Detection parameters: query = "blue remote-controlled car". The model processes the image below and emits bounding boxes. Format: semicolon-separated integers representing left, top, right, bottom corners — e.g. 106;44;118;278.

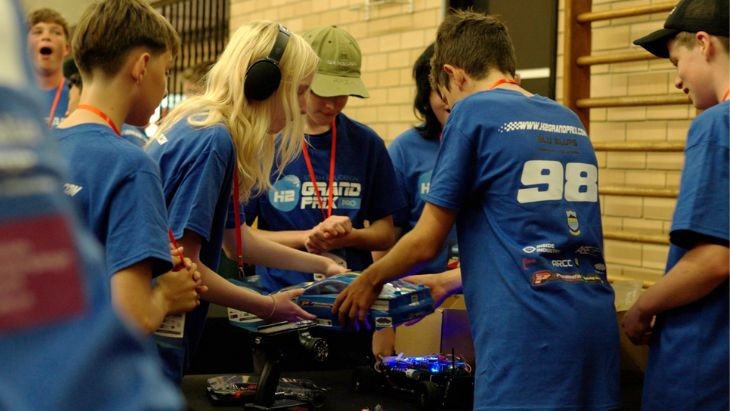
227;273;434;331
294;273;434;330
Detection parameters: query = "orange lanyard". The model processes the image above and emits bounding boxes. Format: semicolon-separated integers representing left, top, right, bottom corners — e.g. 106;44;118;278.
722;89;729;102
301;119;337;221
488;78;520;90
47;79;65;127
76;104;122;136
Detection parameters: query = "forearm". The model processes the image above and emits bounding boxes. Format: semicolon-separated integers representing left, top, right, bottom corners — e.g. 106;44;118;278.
342;217;396;251
362;204;455;287
241;225;334;273
635;243;729;317
198;265;272;316
183;230;274;317
251;227;308;250
435;268;463;295
365;227;442;287
111;262;167;334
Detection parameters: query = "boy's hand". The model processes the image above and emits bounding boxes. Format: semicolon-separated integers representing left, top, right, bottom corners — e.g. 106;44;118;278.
621;302;653;345
332;272;382;329
158;260;207;314
169;244;189;270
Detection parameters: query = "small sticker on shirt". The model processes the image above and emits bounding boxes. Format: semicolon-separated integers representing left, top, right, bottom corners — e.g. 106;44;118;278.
154;313;185;338
0;214;85;332
155;133;168;145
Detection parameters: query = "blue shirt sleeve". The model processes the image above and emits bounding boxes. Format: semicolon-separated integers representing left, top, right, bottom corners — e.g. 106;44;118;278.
670;105;730;248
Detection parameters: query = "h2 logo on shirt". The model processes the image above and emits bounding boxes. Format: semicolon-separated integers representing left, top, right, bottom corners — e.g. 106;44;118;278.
517;160;597;203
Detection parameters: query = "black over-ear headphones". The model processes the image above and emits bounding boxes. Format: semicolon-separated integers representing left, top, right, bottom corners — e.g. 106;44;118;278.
244;25;290;101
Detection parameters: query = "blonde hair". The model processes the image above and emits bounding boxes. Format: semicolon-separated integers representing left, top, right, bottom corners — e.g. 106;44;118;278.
72;0;180;78
154;22;318;202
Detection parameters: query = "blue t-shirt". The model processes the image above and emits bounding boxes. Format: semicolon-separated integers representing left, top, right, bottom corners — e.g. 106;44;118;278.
245;113;406;292
43;79;69;127
55;124;172;279
425;89;620;410
0;2;182;406
121;123;149;147
642;101;729;411
388;127;456;274
146;119;236;383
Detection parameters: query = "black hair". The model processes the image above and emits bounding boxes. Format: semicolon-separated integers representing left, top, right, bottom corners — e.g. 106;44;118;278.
413;43;442;141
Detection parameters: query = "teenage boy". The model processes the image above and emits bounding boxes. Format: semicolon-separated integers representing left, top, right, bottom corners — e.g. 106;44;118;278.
334;10;620;410
55;0;204;335
623;0;729;409
26;7;70;126
1;0;182;408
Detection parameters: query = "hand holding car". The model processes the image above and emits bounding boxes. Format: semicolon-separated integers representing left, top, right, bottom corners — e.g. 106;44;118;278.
332;272;383;328
265;288;317;323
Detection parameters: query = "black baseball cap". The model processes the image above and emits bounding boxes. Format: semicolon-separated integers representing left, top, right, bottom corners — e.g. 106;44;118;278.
633;0;729;58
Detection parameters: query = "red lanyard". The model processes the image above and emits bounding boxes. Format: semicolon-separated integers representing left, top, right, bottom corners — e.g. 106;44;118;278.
722;89;730;102
488;78;520;90
301;119;337;220
47;79;65;127
76;104;122;136
167;229;186;267
232;170;244;273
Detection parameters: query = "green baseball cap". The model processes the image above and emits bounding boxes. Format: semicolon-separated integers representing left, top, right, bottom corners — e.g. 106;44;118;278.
302;25;369;98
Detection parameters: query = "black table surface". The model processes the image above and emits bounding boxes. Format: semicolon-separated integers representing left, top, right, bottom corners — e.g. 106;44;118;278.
182;369;471;411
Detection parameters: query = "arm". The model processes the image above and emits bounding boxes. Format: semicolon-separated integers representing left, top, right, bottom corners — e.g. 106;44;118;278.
403;268;463;309
245;227;310;250
621;243;729;344
111;258;202;334
223;224;348;276
180;229;315;322
372;226;404;261
333;203;457;324
306;215;397;254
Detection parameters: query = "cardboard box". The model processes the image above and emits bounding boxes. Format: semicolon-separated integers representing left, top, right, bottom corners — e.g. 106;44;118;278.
394;295;475;366
613;278;649;372
394;281;650;373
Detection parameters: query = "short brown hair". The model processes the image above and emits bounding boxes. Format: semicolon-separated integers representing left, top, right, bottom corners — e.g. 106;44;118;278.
430;10;516;91
27;8;70;40
674;31;729;53
72;0;180;77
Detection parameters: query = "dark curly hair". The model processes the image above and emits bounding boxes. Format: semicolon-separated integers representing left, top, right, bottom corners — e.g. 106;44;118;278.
413;43;442;141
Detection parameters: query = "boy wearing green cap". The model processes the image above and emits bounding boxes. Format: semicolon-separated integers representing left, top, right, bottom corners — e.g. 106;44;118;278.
622;0;729;409
244;25;406;297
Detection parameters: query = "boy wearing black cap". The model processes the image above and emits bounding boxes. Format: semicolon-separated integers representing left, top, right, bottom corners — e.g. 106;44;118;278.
622;0;728;409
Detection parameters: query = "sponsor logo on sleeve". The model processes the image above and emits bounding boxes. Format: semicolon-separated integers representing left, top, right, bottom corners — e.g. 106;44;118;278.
417;171;432;200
